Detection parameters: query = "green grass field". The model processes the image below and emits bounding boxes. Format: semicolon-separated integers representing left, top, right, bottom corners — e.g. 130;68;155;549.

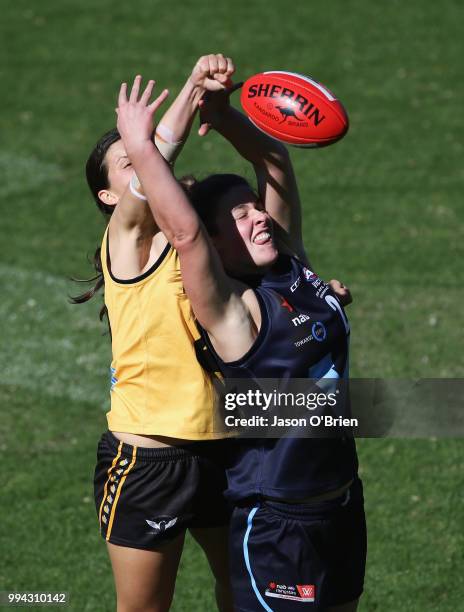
1;0;463;610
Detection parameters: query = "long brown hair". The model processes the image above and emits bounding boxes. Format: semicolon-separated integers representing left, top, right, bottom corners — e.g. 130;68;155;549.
70;128;120;322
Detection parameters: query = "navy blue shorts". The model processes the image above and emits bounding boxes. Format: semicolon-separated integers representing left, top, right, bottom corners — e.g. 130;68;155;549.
229;478;367;611
94;431;231;550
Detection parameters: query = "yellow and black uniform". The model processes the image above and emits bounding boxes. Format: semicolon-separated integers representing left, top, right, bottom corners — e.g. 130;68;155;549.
94;229;230;548
101;227;223;439
94;431;230;547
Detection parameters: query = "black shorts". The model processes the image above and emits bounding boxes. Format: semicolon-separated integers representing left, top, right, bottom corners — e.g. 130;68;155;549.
229;478;367;611
94;431;231;550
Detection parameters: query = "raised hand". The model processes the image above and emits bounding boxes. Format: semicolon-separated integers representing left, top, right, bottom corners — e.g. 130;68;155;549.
189;53;235;92
190;54;238;137
116;75;169;156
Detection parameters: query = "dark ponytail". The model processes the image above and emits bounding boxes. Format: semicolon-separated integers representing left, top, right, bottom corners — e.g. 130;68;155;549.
70;128;121;323
70;246;107;321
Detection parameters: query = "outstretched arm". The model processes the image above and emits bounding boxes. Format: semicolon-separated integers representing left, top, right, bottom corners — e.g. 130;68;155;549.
199;90;353;307
112;54;235;234
116;77;257;360
107;55;235;281
199;93;306;261
153;53;235;165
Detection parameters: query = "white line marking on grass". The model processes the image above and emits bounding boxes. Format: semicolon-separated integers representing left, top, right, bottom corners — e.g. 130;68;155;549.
0;152;62;196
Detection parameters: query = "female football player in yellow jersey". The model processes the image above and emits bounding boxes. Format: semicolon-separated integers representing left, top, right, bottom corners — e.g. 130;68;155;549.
75;55;238;612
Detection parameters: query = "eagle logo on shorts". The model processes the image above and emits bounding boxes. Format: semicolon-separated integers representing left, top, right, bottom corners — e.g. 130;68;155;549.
146;517;178;532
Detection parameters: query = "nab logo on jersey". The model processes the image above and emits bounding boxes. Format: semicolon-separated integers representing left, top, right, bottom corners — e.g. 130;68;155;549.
292;313;310;327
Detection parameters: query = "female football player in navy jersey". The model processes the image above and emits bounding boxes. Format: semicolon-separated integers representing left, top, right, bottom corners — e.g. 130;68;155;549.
116;72;365;612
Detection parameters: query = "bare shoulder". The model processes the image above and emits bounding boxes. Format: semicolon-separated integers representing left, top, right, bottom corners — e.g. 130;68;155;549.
108;215;168;279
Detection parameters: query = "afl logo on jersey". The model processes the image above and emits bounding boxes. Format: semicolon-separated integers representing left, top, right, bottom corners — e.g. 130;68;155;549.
303;267;318;282
312;321;327;342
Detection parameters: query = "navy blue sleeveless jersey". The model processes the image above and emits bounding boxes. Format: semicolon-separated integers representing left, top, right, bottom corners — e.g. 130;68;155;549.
203;255;359;502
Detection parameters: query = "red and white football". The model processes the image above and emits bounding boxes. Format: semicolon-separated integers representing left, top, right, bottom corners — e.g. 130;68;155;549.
240;71;349;147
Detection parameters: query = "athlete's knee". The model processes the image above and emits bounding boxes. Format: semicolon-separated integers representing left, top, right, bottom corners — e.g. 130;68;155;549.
114;570;176;612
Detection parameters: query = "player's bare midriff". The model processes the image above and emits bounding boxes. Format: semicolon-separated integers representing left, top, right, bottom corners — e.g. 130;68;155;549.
111;431;196;447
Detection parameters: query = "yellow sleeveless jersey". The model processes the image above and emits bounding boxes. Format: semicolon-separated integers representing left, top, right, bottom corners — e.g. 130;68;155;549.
101;227;224;439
